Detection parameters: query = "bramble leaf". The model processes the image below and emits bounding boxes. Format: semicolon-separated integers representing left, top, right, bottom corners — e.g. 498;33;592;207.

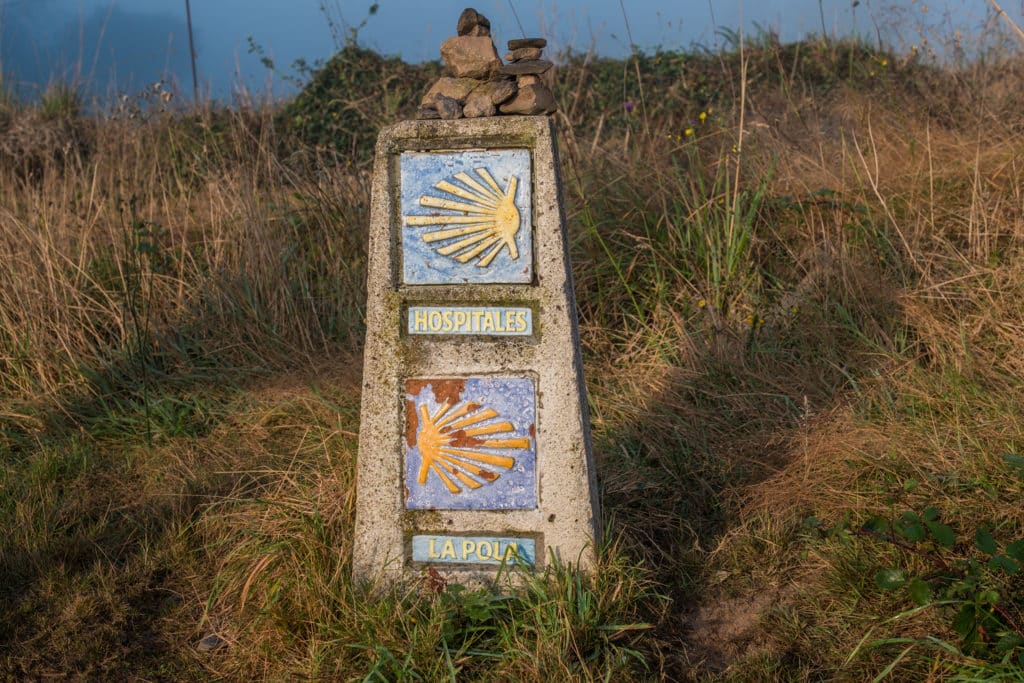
907;577;931;606
1003;453;1024;474
988;555;1020;576
975;528;997;555
874;569;905;590
1005;539;1024;562
953;604;977;640
862;516;889;534
922;507;940;522
926;521;956;548
898;523;926;542
996;632;1024;652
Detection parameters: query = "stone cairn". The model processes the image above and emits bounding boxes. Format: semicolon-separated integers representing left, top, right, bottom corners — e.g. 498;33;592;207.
416;8;556;120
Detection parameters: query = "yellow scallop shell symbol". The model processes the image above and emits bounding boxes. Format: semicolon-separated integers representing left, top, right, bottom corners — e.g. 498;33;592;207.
415;399;531;494
404;168;521;268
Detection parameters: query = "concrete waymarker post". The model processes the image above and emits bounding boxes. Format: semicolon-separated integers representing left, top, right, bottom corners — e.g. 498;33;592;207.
353;116;600;585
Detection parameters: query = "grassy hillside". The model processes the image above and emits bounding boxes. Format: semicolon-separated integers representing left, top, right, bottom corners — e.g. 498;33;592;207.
2;31;1024;680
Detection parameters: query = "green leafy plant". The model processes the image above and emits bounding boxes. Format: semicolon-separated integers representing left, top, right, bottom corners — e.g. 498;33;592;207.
808;467;1024;670
117;196;169;445
39;81;82;120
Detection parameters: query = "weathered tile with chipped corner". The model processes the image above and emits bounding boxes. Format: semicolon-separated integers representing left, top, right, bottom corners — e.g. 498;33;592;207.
404;376;537;510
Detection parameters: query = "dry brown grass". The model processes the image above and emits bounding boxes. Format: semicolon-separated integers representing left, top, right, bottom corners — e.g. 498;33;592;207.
0;106;368;410
551;41;1024;678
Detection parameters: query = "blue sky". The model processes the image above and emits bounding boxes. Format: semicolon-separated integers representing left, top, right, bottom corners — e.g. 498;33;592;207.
1;1;1020;101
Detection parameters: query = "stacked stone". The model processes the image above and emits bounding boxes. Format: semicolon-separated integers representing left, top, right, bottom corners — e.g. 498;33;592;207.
417;8;556;120
497;38;555;115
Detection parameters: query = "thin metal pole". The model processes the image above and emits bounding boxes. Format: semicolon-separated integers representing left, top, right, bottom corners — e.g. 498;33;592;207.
184;0;199;103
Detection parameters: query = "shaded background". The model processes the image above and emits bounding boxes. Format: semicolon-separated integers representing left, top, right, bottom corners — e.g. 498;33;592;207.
2;0;1021;103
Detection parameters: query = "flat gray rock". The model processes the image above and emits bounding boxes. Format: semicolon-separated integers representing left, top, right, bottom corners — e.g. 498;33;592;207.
499;59;553;76
505;47;543;62
508;38;547;50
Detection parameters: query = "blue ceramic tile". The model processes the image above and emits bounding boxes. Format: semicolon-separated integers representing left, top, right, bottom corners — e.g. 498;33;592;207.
404;376;537;510
400;150;532;284
407;306;532;336
411;534;536;566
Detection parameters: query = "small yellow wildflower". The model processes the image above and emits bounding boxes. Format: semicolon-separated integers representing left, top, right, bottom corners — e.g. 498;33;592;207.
698;298;707;308
685;127;694;137
881;59;888;67
699;111;707;122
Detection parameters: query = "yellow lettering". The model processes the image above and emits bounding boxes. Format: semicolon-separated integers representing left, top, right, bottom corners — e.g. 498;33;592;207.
411;308;533;335
476;542;492;560
428;538;439;558
504;542;519;561
413;309;428;332
461;540;476;559
441;539;456;559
